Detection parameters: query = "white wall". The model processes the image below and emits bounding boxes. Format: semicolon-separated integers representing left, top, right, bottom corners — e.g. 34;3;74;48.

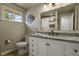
25;3;71;33
0;4;25;53
0;21;25;52
25;4;43;33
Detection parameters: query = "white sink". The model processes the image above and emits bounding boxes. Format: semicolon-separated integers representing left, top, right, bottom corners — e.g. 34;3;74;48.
16;42;28;48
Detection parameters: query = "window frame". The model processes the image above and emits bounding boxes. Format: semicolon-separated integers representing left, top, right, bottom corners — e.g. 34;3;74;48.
1;5;23;23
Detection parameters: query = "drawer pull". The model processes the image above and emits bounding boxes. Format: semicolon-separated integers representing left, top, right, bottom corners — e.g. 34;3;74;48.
32;50;34;52
47;43;50;46
74;49;78;53
32;40;34;41
46;43;50;46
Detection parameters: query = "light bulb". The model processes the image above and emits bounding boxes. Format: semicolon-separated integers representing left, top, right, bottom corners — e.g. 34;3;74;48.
49;3;52;8
43;3;48;9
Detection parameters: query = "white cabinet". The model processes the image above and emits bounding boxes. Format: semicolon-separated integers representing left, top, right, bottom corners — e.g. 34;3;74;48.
47;39;63;56
64;43;79;56
29;36;79;56
37;38;63;56
29;37;47;56
47;42;63;56
29;37;38;56
64;45;79;56
29;37;63;56
37;38;47;56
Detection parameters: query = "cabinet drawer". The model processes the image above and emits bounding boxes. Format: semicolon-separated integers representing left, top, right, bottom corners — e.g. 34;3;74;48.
64;45;79;56
29;44;37;56
29;48;37;56
29;42;37;56
29;37;35;43
29;37;38;56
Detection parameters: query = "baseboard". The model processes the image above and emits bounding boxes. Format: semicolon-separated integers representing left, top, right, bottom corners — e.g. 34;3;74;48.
1;48;17;56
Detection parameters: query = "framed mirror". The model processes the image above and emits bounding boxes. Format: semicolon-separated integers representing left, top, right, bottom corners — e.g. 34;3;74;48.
27;14;35;24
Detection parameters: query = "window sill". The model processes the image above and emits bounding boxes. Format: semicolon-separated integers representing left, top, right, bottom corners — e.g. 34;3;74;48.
0;20;24;24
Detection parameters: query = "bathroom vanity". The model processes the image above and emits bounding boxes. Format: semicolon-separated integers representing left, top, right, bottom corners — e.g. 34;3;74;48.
28;3;79;56
29;33;79;56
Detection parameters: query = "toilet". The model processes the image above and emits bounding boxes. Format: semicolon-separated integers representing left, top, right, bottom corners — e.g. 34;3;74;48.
16;42;28;48
16;41;28;55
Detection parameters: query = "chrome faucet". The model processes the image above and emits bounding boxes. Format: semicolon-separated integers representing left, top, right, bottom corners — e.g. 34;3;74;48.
51;30;54;35
48;30;55;36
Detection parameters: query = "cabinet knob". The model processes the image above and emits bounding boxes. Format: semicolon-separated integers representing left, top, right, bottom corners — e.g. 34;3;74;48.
74;49;78;53
48;43;50;46
46;43;50;46
32;55;34;56
32;40;34;41
32;50;34;52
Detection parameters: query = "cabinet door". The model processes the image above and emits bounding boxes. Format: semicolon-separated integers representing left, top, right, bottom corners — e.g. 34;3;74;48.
29;37;38;56
37;38;47;56
64;45;79;56
47;40;63;56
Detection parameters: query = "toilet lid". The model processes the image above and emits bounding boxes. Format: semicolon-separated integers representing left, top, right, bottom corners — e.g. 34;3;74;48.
16;42;28;46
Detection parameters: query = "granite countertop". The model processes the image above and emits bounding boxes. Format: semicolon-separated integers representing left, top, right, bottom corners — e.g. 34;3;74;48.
28;33;79;43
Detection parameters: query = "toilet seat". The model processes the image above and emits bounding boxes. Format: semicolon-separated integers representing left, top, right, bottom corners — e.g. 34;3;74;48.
16;42;28;48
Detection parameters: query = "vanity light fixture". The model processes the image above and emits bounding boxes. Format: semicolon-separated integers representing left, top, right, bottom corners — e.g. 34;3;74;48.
49;3;55;7
49;3;52;7
44;3;55;8
43;3;48;8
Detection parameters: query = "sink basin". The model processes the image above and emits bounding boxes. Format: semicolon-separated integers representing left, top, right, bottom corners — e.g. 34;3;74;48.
16;42;28;48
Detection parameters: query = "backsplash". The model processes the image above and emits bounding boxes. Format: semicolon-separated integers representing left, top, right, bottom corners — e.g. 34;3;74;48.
38;31;79;37
54;32;78;37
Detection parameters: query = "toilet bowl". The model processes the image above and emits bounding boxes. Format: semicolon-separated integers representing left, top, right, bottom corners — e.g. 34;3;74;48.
16;42;28;55
16;42;28;48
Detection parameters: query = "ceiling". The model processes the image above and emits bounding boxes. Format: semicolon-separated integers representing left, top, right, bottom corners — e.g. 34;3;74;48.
16;3;41;9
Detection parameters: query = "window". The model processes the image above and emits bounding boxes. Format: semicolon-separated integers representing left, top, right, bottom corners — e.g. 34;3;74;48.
1;6;23;22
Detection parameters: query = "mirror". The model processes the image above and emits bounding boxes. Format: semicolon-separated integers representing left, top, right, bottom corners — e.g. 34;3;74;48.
59;13;74;31
27;14;35;24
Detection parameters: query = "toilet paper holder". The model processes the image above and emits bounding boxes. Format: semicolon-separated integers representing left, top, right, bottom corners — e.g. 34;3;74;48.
5;39;12;45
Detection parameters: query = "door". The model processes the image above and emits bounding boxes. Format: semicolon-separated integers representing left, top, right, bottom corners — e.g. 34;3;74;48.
47;40;63;56
37;38;47;56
